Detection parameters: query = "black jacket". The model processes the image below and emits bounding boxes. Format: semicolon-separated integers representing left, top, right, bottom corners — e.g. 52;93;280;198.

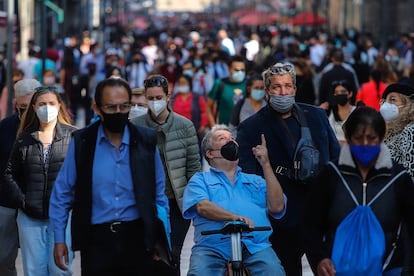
237;104;340;228
2;123;76;219
0;113;20;206
304;143;414;273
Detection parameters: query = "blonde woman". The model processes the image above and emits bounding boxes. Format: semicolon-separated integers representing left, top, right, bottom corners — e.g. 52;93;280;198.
380;83;414;180
2;86;76;276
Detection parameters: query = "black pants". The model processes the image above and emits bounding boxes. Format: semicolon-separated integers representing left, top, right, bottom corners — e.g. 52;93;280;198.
81;219;154;276
169;199;190;272
270;226;305;276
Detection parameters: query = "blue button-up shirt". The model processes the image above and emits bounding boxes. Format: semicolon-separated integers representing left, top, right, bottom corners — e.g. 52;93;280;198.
182;166;287;260
50;124;168;243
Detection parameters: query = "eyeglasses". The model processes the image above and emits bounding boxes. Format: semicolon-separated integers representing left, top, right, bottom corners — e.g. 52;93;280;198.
144;76;168;89
269;64;294;74
331;80;348;87
34;86;59;94
101;103;131;113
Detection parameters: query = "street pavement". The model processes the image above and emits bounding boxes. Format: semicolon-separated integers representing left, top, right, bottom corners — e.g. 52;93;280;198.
16;224;313;275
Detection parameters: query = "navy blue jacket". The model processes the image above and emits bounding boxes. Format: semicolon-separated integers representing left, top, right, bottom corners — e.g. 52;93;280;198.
237;104;340;228
0;113;19;206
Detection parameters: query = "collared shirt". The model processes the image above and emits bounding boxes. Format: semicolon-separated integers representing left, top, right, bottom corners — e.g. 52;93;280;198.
50;124;168;243
182;166;287;260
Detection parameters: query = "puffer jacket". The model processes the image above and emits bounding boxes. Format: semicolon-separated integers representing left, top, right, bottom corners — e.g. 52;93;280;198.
2;123;76;219
131;110;201;211
304;143;414;273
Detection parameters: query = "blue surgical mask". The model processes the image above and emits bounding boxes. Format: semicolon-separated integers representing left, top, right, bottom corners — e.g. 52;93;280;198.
268;94;295;113
251;89;265;100
194;59;202;68
183;69;194;78
232;71;245;83
350;145;381;167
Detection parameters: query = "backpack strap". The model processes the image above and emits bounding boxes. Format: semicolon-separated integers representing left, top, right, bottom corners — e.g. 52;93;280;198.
328;161;360;206
191;94;201;131
294;104;313;142
367;170;406;206
214;79;226;121
383;222;402;270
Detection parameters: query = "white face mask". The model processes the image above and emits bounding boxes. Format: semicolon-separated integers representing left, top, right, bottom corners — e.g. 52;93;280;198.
148;100;167;117
128;105;148;119
36;105;59;123
43;76;55;85
380;102;399;121
177;85;190;94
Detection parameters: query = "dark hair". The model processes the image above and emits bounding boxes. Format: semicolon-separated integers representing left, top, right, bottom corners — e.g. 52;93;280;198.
227;55;245;67
177;74;193;91
246;72;263;87
144;74;169;95
95;77;132;107
331;79;352;92
343;107;386;140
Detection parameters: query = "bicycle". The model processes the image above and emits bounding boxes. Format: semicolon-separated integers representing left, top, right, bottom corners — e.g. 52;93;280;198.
201;221;271;276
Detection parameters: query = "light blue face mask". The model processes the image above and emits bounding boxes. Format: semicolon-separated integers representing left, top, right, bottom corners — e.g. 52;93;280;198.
251;89;265;100
232;71;245;83
194;59;202;68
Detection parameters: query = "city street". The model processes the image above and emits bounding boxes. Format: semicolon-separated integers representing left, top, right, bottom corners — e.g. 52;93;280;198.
16;223;313;275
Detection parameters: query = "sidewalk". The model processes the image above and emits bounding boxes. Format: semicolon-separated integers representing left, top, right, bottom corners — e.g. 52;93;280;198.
16;225;313;275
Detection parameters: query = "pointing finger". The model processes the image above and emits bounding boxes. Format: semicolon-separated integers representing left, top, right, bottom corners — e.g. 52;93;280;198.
261;134;266;147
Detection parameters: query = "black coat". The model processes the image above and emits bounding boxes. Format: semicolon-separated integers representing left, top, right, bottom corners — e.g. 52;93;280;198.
0;113;19;206
2;123;75;219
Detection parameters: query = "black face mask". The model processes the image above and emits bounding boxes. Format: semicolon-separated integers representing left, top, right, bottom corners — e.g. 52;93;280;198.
220;140;239;161
332;94;348;106
100;111;129;133
17;108;26;119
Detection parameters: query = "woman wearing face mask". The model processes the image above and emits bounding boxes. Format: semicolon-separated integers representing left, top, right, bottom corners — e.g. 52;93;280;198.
128;87;148;120
229;73;266;137
328;80;356;147
380;83;414;180
2;86;75;276
131;75;201;274
304;106;414;276
171;74;208;139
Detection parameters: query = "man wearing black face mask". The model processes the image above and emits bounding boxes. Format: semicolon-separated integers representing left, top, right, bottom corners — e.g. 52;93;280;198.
49;77;171;275
0;79;40;276
125;49;152;88
237;62;340;275
183;124;287;275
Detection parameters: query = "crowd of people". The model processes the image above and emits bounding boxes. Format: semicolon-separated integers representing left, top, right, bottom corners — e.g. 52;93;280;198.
0;20;413;276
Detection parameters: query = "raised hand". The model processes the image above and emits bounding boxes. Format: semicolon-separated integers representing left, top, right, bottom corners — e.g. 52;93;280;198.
252;134;270;167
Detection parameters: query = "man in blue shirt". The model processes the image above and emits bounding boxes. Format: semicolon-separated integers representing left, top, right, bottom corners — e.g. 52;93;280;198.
183;125;286;275
49;77;169;275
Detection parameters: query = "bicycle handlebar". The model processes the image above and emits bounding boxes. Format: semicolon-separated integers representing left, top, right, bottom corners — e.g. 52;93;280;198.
201;221;271;236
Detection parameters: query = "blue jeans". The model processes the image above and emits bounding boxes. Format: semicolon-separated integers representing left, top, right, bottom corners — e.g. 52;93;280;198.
17;210;74;276
0;206;18;276
188;246;285;276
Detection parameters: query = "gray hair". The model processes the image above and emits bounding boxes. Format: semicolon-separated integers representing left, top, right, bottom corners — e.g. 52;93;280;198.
201;124;231;163
262;62;296;89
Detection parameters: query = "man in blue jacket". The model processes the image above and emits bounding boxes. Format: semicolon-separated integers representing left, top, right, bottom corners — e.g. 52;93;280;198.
237;62;340;275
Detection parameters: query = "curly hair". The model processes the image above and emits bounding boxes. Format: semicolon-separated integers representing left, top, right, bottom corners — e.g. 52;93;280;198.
388;95;414;134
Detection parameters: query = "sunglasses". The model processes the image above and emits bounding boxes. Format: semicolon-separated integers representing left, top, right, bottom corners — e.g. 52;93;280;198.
144;76;168;89
331;80;348;87
269;64;294;74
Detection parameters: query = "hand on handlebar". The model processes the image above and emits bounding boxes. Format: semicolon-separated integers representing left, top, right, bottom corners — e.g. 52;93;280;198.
235;216;254;228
